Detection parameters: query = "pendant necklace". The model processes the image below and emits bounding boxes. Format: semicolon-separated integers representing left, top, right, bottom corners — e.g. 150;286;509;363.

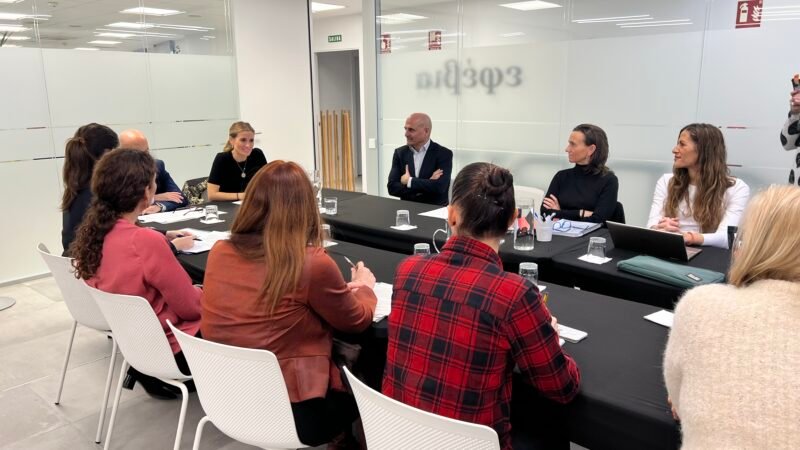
236;158;247;178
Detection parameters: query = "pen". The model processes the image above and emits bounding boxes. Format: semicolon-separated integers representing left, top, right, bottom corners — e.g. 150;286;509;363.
343;256;356;269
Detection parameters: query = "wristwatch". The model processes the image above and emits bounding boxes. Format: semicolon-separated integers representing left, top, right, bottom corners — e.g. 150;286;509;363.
156;202;165;212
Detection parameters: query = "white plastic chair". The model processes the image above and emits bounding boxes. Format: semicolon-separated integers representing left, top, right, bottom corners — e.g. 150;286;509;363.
36;243;117;444
167;321;309;450
342;367;500;450
87;286;193;450
515;185;545;214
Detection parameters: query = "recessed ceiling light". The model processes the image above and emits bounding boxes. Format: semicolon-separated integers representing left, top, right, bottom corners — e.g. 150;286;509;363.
88;40;121;45
573;15;651;23
619;22;693;29
202;35;215;39
96;32;136;39
95;28;178;38
500;31;526;37
377;13;427;24
499;1;562;11
0;0;25;3
74;47;100;51
120;7;184;17
107;22;155;29
6;35;30;40
0;13;50;20
0;24;29;32
151;23;213;31
311;2;345;13
617;19;691;26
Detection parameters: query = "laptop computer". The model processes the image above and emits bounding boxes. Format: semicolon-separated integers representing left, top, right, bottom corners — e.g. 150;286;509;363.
606;221;702;262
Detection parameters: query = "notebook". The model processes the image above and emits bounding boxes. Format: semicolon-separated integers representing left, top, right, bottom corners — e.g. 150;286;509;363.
606;221;702;262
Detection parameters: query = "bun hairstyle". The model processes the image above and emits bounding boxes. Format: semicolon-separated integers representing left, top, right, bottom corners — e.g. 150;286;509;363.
450;162;516;239
61;123;119;210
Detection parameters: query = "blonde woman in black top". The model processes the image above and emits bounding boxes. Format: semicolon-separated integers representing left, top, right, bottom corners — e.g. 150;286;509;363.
207;121;267;201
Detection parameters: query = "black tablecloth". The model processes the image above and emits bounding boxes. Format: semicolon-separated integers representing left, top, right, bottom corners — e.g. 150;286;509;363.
321;194;601;278
552;229;731;309
173;235;678;450
321;188;366;203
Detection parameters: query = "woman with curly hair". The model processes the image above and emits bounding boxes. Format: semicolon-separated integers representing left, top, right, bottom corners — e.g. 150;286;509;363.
647;123;750;248
71;148;201;399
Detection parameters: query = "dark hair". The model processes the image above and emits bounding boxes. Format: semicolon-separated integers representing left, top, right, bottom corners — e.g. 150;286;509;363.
665;123;734;232
450;162;516;239
71;148;156;279
61;123;119;210
573;123;610;175
229;161;322;314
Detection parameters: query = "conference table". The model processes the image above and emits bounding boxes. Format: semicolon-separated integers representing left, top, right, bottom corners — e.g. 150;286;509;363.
320;193;605;277
551;229;731;309
158;190;730;310
156;210;681;450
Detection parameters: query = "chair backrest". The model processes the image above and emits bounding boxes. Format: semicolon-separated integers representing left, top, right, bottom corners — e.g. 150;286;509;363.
87;286;188;380
167;322;306;449
36;243;109;331
181;177;208;206
610;201;626;224
343;367;500;450
514;185;545;214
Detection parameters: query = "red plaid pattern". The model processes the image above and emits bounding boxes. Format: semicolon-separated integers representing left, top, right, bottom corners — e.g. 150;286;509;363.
383;236;580;449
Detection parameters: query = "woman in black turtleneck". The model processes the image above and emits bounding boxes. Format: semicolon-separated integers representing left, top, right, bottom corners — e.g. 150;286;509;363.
541;123;619;223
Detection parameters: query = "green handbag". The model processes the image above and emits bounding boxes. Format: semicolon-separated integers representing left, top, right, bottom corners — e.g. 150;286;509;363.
617;255;725;289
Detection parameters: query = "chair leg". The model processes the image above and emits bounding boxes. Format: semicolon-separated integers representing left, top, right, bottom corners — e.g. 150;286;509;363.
162;379;190;450
192;416;210;450
54;321;78;405
95;337;118;444
104;359;129;450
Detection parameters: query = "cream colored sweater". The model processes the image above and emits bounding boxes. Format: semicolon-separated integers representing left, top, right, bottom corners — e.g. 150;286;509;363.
664;280;800;449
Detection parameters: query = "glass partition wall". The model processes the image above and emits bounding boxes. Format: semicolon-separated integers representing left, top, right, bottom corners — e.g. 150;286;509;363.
375;0;798;226
0;0;238;283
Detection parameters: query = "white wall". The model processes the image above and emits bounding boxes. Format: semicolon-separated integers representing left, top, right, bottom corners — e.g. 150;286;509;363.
0;47;238;284
232;0;315;170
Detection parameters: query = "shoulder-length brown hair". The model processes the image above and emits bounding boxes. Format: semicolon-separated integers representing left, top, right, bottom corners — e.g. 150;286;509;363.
664;123;734;232
729;185;800;286
229;161;322;313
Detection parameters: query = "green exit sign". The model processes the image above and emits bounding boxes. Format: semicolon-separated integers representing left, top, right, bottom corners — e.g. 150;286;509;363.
328;34;342;43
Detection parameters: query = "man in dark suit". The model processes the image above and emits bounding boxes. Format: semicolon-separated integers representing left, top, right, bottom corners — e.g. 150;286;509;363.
387;113;453;206
119;129;188;213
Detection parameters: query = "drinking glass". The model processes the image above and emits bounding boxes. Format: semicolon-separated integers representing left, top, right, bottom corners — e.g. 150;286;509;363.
204;205;219;221
587;237;607;258
322;224;332;243
519;262;539;286
323;197;338;215
513;202;534;251
413;243;431;256
396;210;410;227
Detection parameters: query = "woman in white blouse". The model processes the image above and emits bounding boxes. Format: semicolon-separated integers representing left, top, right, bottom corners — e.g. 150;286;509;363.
647;123;749;248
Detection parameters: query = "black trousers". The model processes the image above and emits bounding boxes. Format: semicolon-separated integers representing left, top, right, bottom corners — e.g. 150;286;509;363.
291;390;359;446
126;330;200;392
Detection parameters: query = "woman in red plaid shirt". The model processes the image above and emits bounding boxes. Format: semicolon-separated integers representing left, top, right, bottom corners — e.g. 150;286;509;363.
383;162;581;449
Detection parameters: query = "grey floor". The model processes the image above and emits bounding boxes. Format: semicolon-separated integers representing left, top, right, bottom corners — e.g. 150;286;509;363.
0;276;586;450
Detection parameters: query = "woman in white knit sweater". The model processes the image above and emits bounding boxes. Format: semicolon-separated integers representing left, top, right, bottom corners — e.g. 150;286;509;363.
663;185;800;449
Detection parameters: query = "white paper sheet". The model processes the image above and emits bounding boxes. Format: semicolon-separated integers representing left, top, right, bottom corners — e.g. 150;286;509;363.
644;310;674;328
372;282;393;322
138;208;227;224
390;224;418;231
179;229;231;254
418;207;448;220
578;254;612;265
551;220;602;237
